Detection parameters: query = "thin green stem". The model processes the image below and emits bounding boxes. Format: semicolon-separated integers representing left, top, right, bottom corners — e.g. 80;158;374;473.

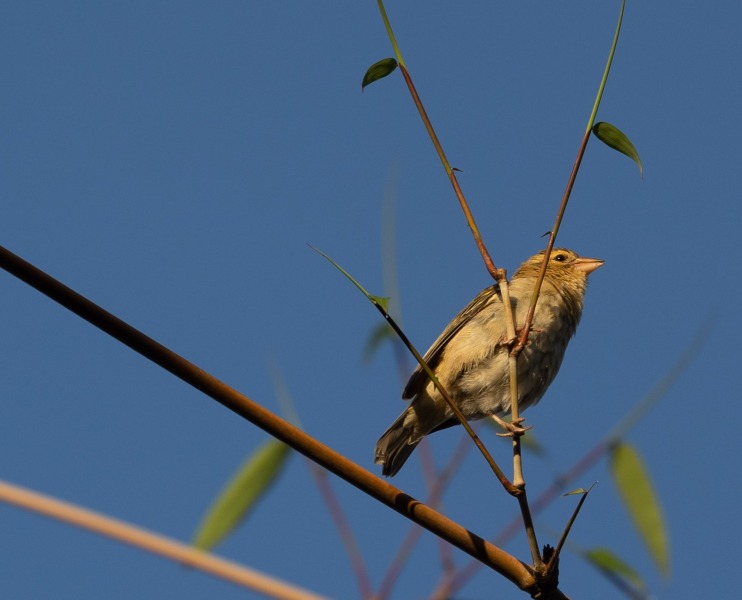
515;128;590;353
376;0;405;68
515;0;626;354
586;0;626;132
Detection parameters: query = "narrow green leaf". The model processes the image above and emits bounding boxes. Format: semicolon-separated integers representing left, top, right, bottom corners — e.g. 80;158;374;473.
592;121;644;177
564;481;597;497
309;245;372;299
193;440;291;551
583;547;646;591
362;58;398;90
309;245;391;316
268;360;302;428
610;442;670;576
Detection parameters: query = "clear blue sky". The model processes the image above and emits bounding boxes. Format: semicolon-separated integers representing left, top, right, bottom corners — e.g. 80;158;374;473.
1;2;739;599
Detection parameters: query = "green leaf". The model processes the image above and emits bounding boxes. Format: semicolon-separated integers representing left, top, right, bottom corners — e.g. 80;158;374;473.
309;245;372;298
193;440;291;551
363;322;395;362
370;294;390;312
592;121;644;177
610;442;670;576
519;429;545;455
309;245;391;315
362;58;398;90
582;547;645;591
564;481;597;497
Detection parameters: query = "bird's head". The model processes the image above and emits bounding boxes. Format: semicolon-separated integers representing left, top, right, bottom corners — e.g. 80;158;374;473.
514;248;604;329
515;248;604;282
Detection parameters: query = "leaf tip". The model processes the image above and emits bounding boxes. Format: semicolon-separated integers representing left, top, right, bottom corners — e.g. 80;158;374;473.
592;121;644;178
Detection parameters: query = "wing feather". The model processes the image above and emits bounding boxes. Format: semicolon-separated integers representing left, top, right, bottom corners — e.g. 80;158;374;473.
402;284;501;400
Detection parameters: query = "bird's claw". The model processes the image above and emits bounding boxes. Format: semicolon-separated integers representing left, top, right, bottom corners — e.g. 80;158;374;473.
498;327;543;351
491;415;532;438
498;335;519;351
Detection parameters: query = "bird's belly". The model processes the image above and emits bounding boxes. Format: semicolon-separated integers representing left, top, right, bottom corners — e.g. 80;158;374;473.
450;353;510;419
450;337;565;419
515;335;566;410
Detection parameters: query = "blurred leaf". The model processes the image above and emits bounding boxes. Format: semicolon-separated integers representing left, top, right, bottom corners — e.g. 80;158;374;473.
564;488;588;496
610;442;669;576
362;57;398;90
592;121;643;177
193;440;291;551
268;360;302;428
583;547;646;591
363;321;395;362
520;429;546;455
380;170;403;324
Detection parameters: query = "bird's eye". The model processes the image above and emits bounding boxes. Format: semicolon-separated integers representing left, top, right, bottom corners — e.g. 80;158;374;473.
554;253;567;262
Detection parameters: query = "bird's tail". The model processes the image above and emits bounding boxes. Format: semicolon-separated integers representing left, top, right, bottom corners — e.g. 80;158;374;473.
374;408;420;477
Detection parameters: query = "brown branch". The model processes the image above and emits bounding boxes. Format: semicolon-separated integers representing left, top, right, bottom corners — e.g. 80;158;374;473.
0;480;328;600
0;243;553;596
398;64;501;282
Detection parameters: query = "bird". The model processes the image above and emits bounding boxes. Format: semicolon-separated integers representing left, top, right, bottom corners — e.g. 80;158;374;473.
374;248;604;477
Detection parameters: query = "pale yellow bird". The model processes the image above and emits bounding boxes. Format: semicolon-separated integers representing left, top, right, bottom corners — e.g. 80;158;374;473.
375;248;604;476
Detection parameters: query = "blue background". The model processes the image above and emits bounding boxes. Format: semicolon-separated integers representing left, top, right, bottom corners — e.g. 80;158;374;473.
1;2;739;598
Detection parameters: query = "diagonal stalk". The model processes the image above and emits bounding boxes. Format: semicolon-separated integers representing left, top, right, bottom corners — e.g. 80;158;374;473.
376;0;500;281
375;0;541;566
0;480;328;600
0;243;540;591
311;245;515;492
434;317;708;598
515;0;626;354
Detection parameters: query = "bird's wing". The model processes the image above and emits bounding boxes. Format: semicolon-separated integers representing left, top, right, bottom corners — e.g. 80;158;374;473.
402;284;501;400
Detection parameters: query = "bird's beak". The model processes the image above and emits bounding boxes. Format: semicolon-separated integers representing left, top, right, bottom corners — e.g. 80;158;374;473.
572;257;604;274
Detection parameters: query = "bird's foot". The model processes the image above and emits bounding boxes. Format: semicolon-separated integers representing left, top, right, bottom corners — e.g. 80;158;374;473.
498;327;543;351
498;335;518;351
491;414;532;438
